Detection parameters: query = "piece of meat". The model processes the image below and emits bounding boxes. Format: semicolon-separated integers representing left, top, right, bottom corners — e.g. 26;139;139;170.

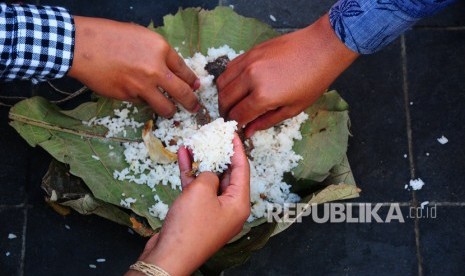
195;105;211;126
204;55;230;82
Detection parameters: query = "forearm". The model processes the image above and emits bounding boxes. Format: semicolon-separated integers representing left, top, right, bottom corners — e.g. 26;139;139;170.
0;3;74;83
302;13;359;87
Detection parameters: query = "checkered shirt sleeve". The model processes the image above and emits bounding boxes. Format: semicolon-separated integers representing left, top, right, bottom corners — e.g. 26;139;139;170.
0;3;74;83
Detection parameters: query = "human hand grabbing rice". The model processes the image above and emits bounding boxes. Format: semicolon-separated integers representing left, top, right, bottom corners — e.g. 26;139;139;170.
129;133;250;276
217;13;358;137
68;16;201;118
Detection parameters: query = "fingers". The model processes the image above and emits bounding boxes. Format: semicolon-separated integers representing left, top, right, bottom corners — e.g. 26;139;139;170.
178;146;220;193
194;172;220;193
177;146;195;189
219;168;231;194
228;94;268;129
158;67;200;113
219;134;250;204
166;48;199;90
244;107;295;138
216;54;246;91
139;88;176;118
218;74;249;118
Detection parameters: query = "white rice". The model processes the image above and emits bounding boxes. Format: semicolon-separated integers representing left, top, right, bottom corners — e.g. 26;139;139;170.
184;118;237;173
420;201;429;209
83;101;144;138
91;46;308;221
148;195;169;220
120;197;137;208
409;178;425;190
437;135;448;144
8;233;17;240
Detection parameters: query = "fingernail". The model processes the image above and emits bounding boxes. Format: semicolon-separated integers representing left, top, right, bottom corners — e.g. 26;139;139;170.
245;128;254;139
192;79;200;91
193;103;201;113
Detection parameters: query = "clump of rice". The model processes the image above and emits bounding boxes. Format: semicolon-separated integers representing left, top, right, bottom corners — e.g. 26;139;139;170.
92;45;308;221
148;195;169;220
120;197;137;208
184;118;237;173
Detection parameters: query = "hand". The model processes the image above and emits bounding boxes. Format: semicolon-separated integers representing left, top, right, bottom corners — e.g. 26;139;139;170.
128;134;250;276
217;14;359;137
68;16;201;118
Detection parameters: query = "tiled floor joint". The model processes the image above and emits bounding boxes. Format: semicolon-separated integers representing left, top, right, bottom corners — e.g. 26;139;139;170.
19;207;28;276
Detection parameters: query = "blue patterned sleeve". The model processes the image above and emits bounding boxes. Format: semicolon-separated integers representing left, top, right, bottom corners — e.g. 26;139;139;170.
329;0;457;54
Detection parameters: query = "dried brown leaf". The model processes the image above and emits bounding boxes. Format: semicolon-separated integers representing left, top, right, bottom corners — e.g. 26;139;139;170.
142;120;177;164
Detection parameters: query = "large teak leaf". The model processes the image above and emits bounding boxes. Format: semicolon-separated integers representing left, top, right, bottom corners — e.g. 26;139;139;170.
292;90;351;182
154;7;278;57
9;96;177;230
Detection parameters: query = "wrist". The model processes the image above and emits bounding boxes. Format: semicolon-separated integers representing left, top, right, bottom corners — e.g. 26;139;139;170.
67;16;99;82
139;239;198;276
68;16;123;83
67;16;88;81
305;13;359;74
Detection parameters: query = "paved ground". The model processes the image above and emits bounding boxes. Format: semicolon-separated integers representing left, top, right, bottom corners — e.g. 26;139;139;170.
1;0;464;275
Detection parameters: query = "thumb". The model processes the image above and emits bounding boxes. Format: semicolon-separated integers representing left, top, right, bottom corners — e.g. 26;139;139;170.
188;172;220;195
245;107;296;138
177;146;195;189
219;134;250;204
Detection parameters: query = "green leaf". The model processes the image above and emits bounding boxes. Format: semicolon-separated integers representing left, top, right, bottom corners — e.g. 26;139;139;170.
271;183;360;236
154;8;201;57
324;154;358;187
154;7;278;57
9;96;176;230
42;159;156;236
292;90;351;182
201;222;277;275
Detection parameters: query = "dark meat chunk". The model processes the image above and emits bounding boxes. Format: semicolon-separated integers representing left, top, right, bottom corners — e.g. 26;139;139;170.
195;105;211;126
204;55;230;82
237;129;254;160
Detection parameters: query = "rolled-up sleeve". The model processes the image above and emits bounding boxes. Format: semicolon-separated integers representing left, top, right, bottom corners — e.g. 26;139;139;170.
0;3;74;83
329;0;457;54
